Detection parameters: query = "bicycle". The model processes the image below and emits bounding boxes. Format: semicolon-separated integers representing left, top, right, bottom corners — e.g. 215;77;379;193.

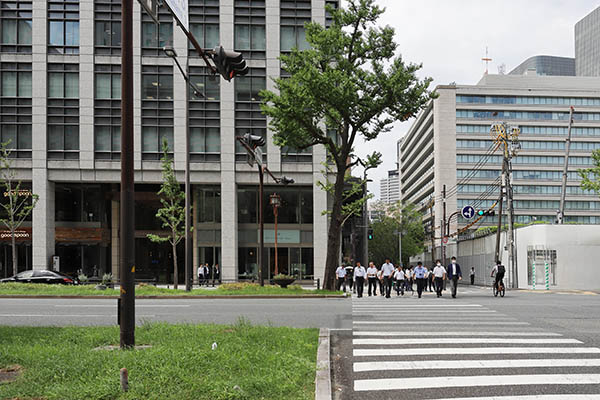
493;278;505;297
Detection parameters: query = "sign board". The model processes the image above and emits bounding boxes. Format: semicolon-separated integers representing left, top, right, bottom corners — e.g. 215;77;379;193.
442;236;449;244
138;0;159;24
262;230;300;244
461;205;475;220
52;256;60;272
165;0;189;31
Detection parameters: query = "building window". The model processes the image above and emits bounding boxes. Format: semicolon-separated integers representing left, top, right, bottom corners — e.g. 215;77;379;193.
141;65;173;160
94;0;121;55
47;64;79;159
0;62;31;158
235;68;266;161
0;0;32;53
188;0;219;55
325;0;338;27
94;64;120;160
197;187;221;223
141;3;172;57
189;66;220;162
48;0;79;55
234;0;265;59
280;0;310;52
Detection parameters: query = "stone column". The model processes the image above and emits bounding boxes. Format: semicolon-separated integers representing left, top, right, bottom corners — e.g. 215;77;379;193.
79;0;94;170
265;0;280;172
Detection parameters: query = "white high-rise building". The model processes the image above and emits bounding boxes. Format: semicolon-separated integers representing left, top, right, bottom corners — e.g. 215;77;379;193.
379;169;399;204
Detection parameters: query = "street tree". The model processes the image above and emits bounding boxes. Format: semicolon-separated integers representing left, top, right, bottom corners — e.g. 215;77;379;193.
579;149;600;194
260;0;434;289
147;139;186;289
0;141;39;276
368;201;425;267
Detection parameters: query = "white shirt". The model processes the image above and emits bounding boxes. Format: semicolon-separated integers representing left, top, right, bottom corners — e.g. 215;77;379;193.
336;266;346;278
366;267;377;277
393;270;405;280
381;263;395;277
354;266;366;278
433;265;446;278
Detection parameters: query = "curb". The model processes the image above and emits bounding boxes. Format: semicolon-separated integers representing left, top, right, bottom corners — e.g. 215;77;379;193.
315;328;332;400
0;294;347;300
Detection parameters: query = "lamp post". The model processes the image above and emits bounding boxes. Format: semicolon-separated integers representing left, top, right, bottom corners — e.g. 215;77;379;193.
163;46;205;291
269;193;281;275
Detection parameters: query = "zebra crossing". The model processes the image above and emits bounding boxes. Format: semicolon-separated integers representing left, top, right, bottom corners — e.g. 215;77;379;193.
350;295;600;399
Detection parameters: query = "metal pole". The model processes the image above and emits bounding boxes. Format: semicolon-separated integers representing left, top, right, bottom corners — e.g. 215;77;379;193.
430;203;435;267
558;106;574;224
274;203;278;275
363;172;368;266
184;61;192;292
507;158;517;288
494;160;505;264
258;166;265;286
119;0;135;348
442;184;446;266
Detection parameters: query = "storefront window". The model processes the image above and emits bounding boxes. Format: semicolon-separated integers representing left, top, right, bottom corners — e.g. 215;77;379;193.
238;246;257;280
55;184;105;223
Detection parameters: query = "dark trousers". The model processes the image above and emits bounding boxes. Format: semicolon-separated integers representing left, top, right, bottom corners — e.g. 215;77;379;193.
428;276;434;291
383;276;393;298
355;277;365;297
395;279;404;296
346;277;354;292
378;279;384;295
336;277;346;292
470;274;475;285
435;277;444;296
416;278;426;297
451;276;459;297
368;277;378;296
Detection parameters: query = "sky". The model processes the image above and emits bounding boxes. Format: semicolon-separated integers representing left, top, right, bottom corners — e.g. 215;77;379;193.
357;0;599;199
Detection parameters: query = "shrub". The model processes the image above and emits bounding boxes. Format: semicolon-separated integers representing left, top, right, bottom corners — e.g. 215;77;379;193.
78;274;89;283
101;273;113;286
272;274;294;280
219;282;260;291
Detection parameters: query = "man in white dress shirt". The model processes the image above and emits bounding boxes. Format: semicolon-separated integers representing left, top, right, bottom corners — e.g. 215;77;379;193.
381;258;395;298
353;261;366;298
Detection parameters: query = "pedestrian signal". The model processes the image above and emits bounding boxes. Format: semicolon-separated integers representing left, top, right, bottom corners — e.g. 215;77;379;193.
367;228;373;240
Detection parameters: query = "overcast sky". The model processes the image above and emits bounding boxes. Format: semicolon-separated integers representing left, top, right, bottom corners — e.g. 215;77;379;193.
358;0;599;199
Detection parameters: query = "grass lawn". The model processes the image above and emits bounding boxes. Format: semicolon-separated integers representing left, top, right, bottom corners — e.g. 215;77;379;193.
0;321;319;400
0;282;343;297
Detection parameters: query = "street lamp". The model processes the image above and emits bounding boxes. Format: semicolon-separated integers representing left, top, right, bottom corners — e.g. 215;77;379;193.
269;194;281;275
163;47;205;98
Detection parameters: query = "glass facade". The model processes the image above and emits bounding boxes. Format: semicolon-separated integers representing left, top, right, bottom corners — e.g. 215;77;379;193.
0;62;31;157
141;65;173;160
94;64;121;159
189;66;220;162
94;0;121;55
47;63;79;159
188;0;219;54
234;0;266;59
235;68;266;159
0;0;32;53
47;0;79;54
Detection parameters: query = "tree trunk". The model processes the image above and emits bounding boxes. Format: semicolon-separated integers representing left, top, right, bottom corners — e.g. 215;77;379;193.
11;229;17;276
172;241;178;289
323;167;347;290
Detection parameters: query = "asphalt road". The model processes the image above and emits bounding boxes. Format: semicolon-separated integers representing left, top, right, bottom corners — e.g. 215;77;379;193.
0;297;352;329
331;285;600;400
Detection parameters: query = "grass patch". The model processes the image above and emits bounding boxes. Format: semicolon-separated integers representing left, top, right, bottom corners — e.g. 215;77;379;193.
0;282;342;297
0;320;318;400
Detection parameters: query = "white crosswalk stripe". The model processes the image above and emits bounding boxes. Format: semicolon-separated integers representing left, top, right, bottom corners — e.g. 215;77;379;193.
350;295;600;399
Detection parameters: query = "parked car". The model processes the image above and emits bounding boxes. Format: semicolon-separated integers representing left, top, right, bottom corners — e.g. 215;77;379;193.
0;270;80;285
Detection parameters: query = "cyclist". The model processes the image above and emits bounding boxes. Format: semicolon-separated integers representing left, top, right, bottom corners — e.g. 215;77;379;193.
491;260;506;292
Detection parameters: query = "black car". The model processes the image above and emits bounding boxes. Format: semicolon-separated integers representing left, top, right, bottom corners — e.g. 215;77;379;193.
0;270;80;285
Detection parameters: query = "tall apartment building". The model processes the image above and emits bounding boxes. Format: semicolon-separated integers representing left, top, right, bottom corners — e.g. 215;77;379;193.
575;5;600;76
379;169;399;204
399;74;600;252
0;0;339;283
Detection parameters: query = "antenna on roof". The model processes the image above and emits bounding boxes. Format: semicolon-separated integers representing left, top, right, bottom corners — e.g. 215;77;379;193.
482;46;492;75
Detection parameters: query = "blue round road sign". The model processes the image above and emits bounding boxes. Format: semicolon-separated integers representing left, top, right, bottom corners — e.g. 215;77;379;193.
461;205;475;220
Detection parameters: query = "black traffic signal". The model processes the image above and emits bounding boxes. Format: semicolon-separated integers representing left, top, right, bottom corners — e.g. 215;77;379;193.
477;209;496;217
212;46;249;81
242;133;266;149
279;176;295;185
367;228;374;240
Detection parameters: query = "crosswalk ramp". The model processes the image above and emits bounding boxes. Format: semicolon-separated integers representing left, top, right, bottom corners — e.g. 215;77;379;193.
351;296;600;399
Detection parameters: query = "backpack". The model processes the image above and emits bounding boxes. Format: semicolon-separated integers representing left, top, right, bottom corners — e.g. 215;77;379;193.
497;265;505;274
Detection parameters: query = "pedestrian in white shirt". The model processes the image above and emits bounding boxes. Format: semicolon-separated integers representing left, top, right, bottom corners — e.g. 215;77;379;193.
335;264;347;292
432;260;447;298
393;265;405;296
381;258;395;298
366;262;378;296
353;262;366;298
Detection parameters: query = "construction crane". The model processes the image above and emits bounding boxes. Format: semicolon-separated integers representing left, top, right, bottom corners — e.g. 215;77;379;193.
557;106;575;224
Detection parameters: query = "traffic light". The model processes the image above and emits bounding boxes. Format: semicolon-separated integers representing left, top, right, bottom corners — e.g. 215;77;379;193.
242;133;266;149
279;176;295;185
477;209;496;217
212;46;249;81
367;228;374;240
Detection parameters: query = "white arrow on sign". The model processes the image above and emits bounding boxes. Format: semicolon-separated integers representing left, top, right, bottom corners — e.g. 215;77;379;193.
461;205;475;220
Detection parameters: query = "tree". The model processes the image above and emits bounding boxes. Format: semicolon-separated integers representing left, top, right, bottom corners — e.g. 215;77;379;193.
368;201;425;267
147;140;186;289
260;0;435;289
579;149;600;194
0;141;38;276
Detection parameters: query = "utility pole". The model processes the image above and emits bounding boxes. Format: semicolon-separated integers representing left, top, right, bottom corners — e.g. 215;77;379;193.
258;166;265;286
430;201;435;267
442;184;447;267
362;170;369;266
558;106;575;224
494;162;505;264
119;0;135;348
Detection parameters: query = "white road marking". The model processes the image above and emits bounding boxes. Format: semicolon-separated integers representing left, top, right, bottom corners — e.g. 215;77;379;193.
54;304;191;308
353;321;529;325
354;347;600;357
353;338;581;345
353;331;561;337
352;304;483;308
0;314;157;317
352;310;496;313
436;396;600;400
353;358;600;372
354;373;600;391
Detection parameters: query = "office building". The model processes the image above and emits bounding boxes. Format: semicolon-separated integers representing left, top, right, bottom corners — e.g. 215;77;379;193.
509;55;575;77
0;0;339;283
379;169;399;204
575;5;600;76
399;74;600;256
